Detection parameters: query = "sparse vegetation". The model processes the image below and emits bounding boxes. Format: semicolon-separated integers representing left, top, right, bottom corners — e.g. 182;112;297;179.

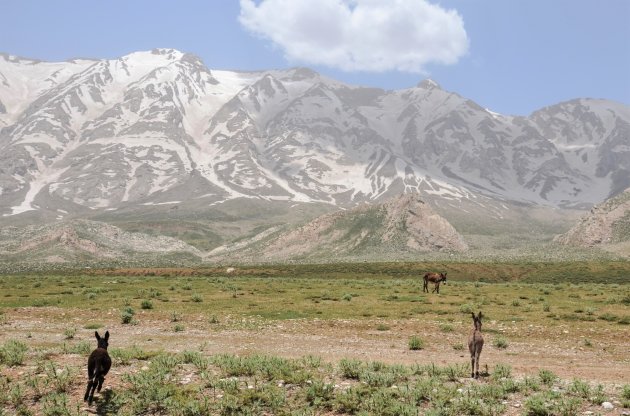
408;335;424;350
120;306;135;324
0;264;628;414
493;336;509;349
63;327;76;340
0;339;28;366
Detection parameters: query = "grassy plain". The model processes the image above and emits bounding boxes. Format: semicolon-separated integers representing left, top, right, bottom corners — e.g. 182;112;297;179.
0;262;629;415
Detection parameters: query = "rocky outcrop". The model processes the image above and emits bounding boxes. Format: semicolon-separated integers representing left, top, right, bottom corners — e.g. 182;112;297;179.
554;188;630;255
206;192;467;262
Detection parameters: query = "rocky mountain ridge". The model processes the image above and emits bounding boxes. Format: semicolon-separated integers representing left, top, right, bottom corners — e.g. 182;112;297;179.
1;48;629;223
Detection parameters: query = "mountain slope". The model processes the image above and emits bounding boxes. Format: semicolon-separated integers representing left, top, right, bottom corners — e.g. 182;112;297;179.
554;188;630;256
206;193;467;262
1;49;629;222
0;219;201;266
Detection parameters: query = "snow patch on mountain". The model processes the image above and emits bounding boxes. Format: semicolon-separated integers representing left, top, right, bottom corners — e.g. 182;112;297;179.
0;49;628;217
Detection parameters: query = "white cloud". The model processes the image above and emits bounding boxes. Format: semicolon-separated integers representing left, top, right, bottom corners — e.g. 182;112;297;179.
239;0;469;73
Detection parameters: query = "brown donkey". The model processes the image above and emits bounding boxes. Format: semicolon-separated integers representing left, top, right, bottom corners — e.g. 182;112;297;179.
468;312;484;379
423;272;447;294
84;331;111;404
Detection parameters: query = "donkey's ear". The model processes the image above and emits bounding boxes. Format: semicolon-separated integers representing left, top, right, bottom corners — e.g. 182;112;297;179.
478;312;483;320
471;312;475;319
95;331;101;340
104;331;110;340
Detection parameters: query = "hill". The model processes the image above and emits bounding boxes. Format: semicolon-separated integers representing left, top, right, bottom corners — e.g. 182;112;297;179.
0;219;201;269
554;188;630;257
206;193;467;262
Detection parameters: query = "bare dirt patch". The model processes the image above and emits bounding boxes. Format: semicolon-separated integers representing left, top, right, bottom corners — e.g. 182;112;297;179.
2;306;628;384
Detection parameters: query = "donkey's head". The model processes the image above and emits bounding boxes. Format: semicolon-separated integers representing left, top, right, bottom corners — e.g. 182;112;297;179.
471;312;482;330
95;331;109;350
440;272;447;284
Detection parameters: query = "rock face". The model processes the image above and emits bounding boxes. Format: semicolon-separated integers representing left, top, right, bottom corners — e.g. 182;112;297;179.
0;49;629;221
207;192;467;262
554;188;630;255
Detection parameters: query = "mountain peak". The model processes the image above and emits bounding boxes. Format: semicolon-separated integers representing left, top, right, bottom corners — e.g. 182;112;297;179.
150;48;185;57
417;78;441;90
119;49;186;66
287;67;320;81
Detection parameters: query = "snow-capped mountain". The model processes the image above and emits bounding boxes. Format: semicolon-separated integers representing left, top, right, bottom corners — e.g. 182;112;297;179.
1;48;629;218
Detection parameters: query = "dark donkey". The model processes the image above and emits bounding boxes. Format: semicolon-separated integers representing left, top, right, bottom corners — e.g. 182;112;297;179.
423;272;447;294
84;331;111;404
468;312;484;379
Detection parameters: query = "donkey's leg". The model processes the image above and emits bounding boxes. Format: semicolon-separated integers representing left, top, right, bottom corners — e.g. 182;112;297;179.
87;380;97;404
475;351;481;379
84;379;94;402
97;375;105;392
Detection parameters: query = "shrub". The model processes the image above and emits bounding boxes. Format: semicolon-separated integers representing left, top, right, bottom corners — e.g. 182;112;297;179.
568;378;591;398
63;327;76;340
306;379;335;409
492;363;512;380
459;303;473;314
493;336;508;349
599;313;618;322
621;384;630;408
41;393;73;416
538;369;557;386
141;300;153;310
590;384;606;405
439;323;454;332
524;394;551;416
339;358;362;379
408;336;424;350
44;362;75;393
0;339;28;366
121;306;135;324
191;294;203;303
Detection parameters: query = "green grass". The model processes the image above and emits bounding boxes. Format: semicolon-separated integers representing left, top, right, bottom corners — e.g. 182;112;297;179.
0;263;628;325
0;262;628;415
0;347;626;415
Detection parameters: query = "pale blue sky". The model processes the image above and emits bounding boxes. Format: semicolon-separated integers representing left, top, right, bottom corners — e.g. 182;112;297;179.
1;0;628;115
